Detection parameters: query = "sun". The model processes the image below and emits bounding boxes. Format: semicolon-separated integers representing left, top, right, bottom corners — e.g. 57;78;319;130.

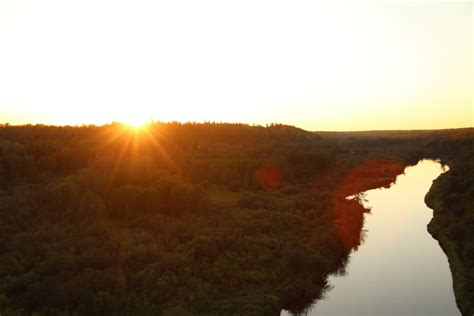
116;113;152;129
124;118;147;128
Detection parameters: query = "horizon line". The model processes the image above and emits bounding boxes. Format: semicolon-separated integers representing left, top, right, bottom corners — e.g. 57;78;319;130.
0;121;472;134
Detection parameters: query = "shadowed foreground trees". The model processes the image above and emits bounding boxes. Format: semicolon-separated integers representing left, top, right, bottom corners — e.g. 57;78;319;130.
0;123;472;315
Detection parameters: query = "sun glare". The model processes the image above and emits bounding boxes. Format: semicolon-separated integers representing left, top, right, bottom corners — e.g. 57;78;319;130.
114;112;152;129
123;118;147;129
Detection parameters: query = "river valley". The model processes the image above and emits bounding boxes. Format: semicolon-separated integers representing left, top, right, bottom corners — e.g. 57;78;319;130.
282;159;460;316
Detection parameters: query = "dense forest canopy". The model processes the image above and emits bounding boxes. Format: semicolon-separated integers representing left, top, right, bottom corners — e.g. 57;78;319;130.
0;123;472;315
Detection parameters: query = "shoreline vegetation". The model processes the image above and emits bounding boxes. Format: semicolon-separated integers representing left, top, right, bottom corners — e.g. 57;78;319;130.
425;152;474;315
0;123;472;315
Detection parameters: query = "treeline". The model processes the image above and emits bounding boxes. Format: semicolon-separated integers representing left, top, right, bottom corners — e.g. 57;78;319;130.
0;122;331;189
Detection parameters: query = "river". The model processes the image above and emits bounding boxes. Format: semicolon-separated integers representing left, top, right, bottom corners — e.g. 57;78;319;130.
282;159;459;316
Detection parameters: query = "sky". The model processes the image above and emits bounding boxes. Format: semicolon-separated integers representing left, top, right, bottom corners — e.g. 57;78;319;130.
0;0;472;131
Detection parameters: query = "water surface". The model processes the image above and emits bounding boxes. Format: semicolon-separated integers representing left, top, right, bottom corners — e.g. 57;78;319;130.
282;159;459;316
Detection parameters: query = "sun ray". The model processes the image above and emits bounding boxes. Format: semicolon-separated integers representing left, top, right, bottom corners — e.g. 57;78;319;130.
104;130;134;195
141;125;182;175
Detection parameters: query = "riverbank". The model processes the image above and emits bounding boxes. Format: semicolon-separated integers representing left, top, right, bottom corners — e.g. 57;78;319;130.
281;159;409;314
425;163;474;316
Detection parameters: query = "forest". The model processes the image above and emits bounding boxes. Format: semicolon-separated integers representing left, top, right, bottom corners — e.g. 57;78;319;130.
0;122;472;315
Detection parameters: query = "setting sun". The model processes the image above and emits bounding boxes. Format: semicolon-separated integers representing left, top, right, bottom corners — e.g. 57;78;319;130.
117;114;150;129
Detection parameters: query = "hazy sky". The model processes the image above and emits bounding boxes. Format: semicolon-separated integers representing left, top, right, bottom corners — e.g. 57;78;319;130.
0;0;472;130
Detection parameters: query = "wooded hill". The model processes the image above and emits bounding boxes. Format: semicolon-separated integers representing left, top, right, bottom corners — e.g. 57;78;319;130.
0;123;472;315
